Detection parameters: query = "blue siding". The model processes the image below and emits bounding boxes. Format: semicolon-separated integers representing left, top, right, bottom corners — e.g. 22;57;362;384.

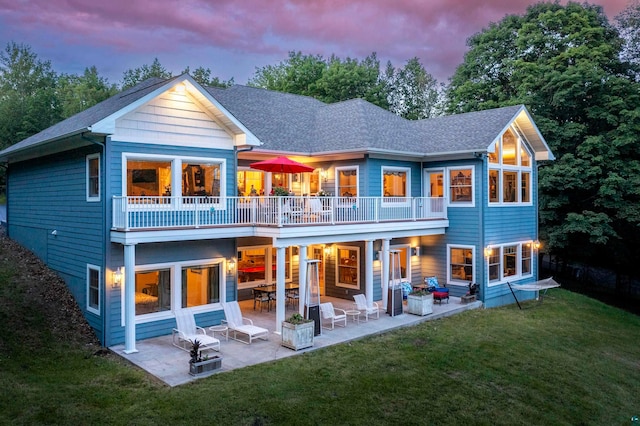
7;144;106;337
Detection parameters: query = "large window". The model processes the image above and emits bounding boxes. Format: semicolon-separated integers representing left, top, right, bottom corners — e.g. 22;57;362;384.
449;168;473;204
237;170;266;196
487;241;534;285
125;155;225;200
382;167;410;205
87;265;100;315
448;246;474;284
182;264;221;308
488;127;533;205
237;246;291;288
336;166;358;197
337;246;359;289
135;269;172;315
87;154;100;201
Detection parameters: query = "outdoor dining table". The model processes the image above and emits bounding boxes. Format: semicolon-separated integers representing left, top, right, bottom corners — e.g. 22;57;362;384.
252;283;300;311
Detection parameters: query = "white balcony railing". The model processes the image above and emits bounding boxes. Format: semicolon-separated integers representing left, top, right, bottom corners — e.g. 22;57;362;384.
112;196;447;231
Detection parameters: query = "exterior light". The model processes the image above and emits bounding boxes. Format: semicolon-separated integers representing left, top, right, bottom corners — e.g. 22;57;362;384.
484;246;493;257
113;267;123;288
174;82;186;93
411;246;420;256
534;240;541;250
227;258;236;273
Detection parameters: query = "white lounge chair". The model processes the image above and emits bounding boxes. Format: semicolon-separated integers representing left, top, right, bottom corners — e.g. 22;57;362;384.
222;301;269;344
319;302;347;330
172;308;221;352
353;294;380;321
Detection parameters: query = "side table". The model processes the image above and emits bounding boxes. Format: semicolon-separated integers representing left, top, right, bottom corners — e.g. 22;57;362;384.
345;309;361;324
210;325;229;341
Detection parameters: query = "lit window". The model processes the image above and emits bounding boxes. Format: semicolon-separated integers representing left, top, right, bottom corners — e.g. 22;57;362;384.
382;167;409;198
337;246;359;289
488;127;533;205
336;167;358;198
128;160;172;197
135;269;171;315
503;245;517;278
87;265;100;314
237;170;265;197
487;241;534;286
87;154;100;201
182;163;221;197
182;264;221;308
449;247;473;283
449;168;473;204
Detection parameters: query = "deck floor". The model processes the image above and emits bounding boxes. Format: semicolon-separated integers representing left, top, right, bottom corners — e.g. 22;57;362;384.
110;296;482;386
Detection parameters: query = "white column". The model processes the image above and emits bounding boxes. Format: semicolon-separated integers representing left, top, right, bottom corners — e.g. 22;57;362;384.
123;243;137;354
275;246;286;334
298;245;308;316
381;239;390;309
365;240;374;307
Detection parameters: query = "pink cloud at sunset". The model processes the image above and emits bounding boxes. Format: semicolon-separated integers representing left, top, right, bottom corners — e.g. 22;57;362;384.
0;0;631;85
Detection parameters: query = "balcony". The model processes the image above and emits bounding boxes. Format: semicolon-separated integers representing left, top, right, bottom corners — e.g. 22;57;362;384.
112;196;447;231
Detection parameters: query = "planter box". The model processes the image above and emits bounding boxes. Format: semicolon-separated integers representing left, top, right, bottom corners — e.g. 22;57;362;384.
281;320;314;350
407;293;433;316
189;355;223;376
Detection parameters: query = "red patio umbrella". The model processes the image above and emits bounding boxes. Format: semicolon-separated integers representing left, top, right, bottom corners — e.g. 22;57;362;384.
249;156;315;173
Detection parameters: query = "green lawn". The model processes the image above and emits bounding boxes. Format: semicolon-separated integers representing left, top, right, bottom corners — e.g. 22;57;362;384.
1;261;639;425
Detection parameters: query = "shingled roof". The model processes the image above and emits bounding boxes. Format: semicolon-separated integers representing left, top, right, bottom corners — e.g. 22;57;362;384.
0;75;552;162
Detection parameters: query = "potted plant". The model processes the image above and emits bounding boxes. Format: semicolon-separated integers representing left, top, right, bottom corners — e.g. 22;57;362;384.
407;289;433;316
281;313;314;351
189;339;223;376
272;186;290;196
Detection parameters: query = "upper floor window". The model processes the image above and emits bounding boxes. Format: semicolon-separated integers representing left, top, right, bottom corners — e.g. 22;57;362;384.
382;167;410;204
87;265;100;315
124;154;225;201
336;166;358;198
86;154;100;202
449;167;474;205
488;128;533;205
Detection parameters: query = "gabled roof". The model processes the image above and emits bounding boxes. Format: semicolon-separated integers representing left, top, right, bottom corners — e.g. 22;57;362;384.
0;76;554;163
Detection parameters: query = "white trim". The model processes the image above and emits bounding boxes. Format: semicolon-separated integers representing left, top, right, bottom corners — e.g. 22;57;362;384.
335;165;359;198
381;166;411;206
446;244;476;286
86;153;100;202
121;152;227;208
390;244;411;280
486;240;534;287
488;126;534;207
447;166;475;207
120;258;227;325
335;245;360;289
86;264;101;315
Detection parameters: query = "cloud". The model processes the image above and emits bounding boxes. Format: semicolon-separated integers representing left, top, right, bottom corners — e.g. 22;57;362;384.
0;0;631;83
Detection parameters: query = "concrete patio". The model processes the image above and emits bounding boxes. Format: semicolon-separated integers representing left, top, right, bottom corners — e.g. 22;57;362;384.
110;296;482;387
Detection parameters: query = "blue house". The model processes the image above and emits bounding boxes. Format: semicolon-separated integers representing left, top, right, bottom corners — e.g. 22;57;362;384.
0;74;554;352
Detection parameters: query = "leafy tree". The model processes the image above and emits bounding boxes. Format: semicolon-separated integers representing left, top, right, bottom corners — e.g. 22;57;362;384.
57;66;118;118
249;51;390;108
120;58;172;90
386;57;441;119
447;2;640;279
181;66;234;88
0;42;60;149
615;0;640;75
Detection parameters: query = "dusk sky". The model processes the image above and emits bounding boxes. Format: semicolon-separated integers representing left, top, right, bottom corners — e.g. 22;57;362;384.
0;0;631;86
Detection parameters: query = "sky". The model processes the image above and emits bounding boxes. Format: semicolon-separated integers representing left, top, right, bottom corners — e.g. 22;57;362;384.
0;0;631;86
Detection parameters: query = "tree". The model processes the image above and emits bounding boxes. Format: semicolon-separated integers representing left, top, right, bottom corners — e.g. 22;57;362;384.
120;58;172;90
181;66;234;88
249;51;390;108
615;0;640;75
447;2;640;278
57;66;118;118
0;42;60;150
386;57;441;119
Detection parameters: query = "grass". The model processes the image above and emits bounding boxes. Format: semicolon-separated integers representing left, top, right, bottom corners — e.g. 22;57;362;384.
1;264;639;425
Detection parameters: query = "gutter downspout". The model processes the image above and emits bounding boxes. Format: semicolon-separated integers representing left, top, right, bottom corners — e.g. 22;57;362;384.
81;132;108;346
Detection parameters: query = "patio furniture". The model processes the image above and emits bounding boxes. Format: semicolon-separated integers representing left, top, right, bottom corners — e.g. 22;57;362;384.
432;290;449;304
345;309;361;324
253;286;272;312
305;197;333;222
352;294;380;321
222;301;270;344
319;302;347;330
172;308;221;352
